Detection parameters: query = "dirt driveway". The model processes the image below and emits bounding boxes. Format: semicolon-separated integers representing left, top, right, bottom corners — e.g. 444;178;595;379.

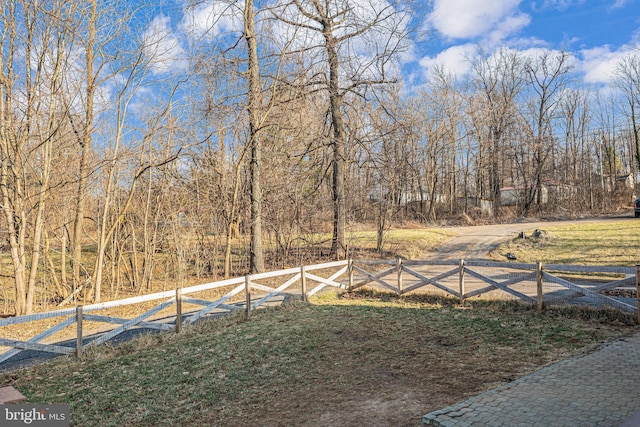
427;215;635;260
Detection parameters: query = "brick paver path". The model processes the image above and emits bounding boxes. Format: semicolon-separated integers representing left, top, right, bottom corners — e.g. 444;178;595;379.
0;386;26;403
423;332;640;427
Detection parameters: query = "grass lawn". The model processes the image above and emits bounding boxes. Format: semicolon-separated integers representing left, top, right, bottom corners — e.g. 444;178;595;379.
346;228;454;259
2;292;636;426
491;219;640;265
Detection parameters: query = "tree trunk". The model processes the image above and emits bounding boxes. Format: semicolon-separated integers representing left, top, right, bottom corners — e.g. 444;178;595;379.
491;129;502;218
244;0;264;273
631;103;640;176
71;0;97;293
325;33;346;258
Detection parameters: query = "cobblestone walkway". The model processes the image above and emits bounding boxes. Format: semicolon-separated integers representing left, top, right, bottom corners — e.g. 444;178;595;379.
423;332;640;427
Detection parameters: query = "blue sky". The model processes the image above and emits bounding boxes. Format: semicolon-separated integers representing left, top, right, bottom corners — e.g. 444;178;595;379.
418;0;640;85
145;0;640;90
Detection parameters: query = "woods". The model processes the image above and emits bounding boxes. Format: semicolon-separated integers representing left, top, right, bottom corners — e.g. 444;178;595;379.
1;0;639;315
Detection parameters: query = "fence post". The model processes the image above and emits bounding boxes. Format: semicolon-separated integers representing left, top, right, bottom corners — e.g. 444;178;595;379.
245;275;251;319
397;258;403;296
537;262;544;313
636;264;640;325
175;288;182;333
348;259;353;291
76;305;83;358
459;259;465;304
300;266;307;302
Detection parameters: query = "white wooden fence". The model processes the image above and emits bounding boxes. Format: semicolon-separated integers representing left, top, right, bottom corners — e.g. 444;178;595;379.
0;258;638;364
0;260;348;362
350;259;639;318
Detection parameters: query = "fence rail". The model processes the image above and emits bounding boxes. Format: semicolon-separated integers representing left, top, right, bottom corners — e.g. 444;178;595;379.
349;259;639;318
0;258;638;364
0;260;349;363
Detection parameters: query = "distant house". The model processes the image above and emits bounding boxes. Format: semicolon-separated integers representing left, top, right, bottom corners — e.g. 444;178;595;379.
500;179;578;206
398;191;435;205
367;185;436;205
599;173;635;191
541;179;578;200
500;184;548;206
619;174;634;188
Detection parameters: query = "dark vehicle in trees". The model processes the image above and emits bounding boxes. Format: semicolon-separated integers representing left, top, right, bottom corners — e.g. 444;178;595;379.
635;197;640;218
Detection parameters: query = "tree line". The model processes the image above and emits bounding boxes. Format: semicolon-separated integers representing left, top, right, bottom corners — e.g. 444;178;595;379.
1;0;639;315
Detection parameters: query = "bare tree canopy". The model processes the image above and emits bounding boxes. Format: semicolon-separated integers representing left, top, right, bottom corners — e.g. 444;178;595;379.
1;1;640;315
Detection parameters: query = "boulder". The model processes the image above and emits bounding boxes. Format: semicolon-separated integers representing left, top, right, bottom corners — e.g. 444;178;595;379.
532;229;548;239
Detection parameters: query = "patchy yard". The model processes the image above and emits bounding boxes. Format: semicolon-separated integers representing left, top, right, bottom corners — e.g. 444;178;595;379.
1;291;636;426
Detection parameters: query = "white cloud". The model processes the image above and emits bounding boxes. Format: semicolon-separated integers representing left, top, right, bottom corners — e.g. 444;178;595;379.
579;45;629;84
486;12;531;45
610;0;631;9
419;44;581;85
181;1;244;39
143;15;187;74
531;0;585;12
518;46;577;64
427;0;529;42
419;44;477;78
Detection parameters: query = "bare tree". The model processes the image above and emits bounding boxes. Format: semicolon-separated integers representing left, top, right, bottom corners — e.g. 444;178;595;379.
521;50;573;214
185;0;299;274
470;47;526;217
244;0;266;273
69;0;99;294
89;71;182;302
368;92;418;247
67;0;138;296
273;0;410;257
559;88;591;181
423;67;466;218
613;51;640;177
0;0;79;314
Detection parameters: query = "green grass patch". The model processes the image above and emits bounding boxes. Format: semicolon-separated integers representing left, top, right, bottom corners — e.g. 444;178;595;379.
3;291;635;426
491;220;640;265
